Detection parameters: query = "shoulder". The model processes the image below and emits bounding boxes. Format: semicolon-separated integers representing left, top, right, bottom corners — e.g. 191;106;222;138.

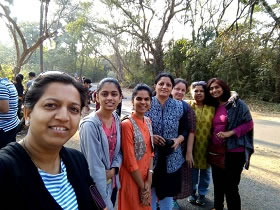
121;118;133;130
80;113;100;128
61;147;87;165
0;143;26;171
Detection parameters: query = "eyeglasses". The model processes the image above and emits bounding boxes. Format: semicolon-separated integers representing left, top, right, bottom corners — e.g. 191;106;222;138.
191;81;206;87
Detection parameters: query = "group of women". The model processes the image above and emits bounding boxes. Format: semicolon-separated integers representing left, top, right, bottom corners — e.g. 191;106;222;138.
0;71;254;210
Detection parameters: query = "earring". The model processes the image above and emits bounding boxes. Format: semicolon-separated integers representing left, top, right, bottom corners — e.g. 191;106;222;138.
25;120;30;126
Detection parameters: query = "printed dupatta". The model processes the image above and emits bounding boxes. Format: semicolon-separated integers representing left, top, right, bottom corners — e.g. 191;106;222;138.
128;116;154;160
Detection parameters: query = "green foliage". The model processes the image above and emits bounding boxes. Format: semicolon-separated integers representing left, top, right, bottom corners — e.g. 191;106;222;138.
0;64;14;79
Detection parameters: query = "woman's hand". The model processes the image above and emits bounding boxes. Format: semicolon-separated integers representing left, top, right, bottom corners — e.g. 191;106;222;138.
185;151;193;168
216;130;235;139
153;135;165;146
106;168;115;181
140;182;151;206
171;137;184;150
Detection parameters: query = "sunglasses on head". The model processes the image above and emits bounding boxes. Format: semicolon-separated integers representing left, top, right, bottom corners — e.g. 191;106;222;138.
192;81;206;87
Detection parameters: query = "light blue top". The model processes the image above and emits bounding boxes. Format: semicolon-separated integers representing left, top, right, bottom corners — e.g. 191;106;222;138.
39;160;78;210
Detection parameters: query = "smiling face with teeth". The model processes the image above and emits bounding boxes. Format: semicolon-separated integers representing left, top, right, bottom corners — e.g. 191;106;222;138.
24;82;82;149
96;82;122;112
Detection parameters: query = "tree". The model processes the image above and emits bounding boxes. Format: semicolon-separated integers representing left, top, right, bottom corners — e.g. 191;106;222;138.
93;0;191;75
0;0;73;75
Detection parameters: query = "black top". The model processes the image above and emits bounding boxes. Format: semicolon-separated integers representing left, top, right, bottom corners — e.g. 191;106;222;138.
0;142;100;210
14;83;24;97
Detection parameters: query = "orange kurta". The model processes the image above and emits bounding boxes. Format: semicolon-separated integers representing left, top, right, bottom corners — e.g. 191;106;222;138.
118;113;153;210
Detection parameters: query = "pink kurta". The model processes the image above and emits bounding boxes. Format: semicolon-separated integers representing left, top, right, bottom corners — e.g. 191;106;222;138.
118;114;153;210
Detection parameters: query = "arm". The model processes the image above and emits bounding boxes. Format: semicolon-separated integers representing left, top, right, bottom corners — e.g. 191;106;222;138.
217;120;254;139
0;84;9;113
79;121;109;205
0;100;9;113
185;132;195;168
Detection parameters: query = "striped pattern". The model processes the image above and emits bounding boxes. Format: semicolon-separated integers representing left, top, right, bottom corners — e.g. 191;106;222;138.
0;78;20;132
39;160;78;210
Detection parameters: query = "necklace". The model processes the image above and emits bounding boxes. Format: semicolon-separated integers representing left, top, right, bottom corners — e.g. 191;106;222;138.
22;138;41;169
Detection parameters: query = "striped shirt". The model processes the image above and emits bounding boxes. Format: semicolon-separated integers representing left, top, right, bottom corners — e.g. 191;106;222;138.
39;160;79;210
0;78;20;132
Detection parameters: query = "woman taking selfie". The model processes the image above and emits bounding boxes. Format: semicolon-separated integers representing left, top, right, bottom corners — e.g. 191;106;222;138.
80;78;122;210
145;72;186;210
207;78;254;210
118;84;154;210
0;71;105;210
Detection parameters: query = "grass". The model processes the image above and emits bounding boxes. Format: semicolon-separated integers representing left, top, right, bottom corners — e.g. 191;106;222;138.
245;98;280;117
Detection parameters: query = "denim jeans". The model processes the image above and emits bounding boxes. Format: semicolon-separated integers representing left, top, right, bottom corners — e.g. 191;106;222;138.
192;167;211;196
152;188;173;210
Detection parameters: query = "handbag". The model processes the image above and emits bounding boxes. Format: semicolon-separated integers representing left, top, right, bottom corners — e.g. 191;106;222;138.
207;142;226;168
89;184;106;209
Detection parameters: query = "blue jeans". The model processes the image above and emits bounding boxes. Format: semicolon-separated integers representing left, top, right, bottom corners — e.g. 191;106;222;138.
192;167;211;196
152;188;173;210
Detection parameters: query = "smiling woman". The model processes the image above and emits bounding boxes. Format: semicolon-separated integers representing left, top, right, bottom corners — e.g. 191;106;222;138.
0;71;105;210
79;78;123;210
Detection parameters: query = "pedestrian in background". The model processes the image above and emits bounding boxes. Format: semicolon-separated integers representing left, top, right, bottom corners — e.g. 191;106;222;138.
0;77;20;149
14;73;24;119
80;78;122;210
26;71;36;91
207;78;254;210
118;84;154;210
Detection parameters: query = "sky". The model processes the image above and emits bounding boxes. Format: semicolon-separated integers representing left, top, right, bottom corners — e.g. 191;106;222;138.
0;0;40;45
0;0;277;46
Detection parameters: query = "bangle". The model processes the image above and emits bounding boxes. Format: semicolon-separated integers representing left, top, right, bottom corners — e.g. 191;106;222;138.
149;169;154;174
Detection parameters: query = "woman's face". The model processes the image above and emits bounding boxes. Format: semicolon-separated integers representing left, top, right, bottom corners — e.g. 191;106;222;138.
25;82;82;148
133;90;151;115
97;82;121;111
191;85;205;103
209;81;224;99
155;77;173;99
171;82;186;101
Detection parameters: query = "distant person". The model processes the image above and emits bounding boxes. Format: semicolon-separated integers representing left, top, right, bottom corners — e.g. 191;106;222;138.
80;78;123;210
14;74;24;118
0;71;106;209
83;78;92;114
93;90;101;111
0;77;20;149
207;78;254;210
26;72;36;91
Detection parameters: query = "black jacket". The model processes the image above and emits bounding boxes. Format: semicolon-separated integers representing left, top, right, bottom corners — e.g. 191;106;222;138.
0;142;100;210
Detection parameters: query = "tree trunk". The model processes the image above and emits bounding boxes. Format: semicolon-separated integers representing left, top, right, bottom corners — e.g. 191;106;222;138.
152;41;165;75
39;0;44;72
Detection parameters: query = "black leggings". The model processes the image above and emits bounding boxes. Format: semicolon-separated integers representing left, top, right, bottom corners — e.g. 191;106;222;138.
211;152;245;210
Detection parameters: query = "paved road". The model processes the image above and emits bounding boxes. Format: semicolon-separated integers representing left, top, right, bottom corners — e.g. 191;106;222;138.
65;96;280;210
